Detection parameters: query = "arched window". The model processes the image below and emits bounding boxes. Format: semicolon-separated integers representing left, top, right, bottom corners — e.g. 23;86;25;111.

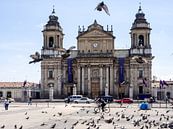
48;69;54;79
138;35;144;46
49;37;54;48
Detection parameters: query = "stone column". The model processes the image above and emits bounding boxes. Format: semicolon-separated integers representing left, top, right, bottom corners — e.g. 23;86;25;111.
110;65;114;95
45;66;48;89
99;65;103;95
106;66;109;95
81;66;85;94
54;67;58;94
57;63;62;95
77;65;81;94
114;66;117;96
88;65;91;96
129;64;134;98
62;64;66;94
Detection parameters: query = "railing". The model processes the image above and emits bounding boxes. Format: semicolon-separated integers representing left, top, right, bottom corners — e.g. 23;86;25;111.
77;52;113;57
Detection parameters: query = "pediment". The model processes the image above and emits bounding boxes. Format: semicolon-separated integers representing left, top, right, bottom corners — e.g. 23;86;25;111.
79;30;112;38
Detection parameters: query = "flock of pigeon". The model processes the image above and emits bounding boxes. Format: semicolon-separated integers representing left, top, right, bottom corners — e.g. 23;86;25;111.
1;103;173;129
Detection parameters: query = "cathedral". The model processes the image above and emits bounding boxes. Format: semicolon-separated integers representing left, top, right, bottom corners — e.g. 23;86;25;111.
40;6;153;99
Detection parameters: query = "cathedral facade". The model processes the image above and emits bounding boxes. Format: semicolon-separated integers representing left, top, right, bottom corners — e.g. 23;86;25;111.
40;6;153;99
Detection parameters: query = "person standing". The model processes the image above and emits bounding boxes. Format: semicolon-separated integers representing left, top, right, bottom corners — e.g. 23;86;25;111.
4;98;9;110
67;96;70;103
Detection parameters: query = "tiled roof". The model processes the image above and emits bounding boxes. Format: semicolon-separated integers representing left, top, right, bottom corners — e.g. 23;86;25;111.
0;82;36;88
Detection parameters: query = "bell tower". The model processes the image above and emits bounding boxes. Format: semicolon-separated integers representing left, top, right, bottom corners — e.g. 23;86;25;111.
41;8;64;98
130;5;151;50
42;8;64;50
129;5;153;98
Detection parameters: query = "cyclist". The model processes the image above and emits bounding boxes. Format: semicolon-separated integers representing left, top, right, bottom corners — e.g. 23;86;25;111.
101;99;106;112
96;97;106;112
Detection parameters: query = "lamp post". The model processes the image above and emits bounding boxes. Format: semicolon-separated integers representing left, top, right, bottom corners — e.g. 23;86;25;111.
49;84;54;101
73;84;77;95
105;83;108;96
129;84;133;98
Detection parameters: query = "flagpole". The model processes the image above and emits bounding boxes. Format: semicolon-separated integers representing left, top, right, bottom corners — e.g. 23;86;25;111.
159;80;162;108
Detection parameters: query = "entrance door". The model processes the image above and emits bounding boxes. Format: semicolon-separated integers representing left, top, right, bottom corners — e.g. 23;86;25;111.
139;86;143;94
91;82;100;98
118;86;125;99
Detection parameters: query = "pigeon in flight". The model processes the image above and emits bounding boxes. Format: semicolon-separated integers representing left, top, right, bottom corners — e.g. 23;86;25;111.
29;51;43;64
95;1;110;16
132;56;154;64
132;56;148;64
61;46;76;59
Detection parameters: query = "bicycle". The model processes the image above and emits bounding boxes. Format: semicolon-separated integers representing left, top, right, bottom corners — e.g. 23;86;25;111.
94;103;110;113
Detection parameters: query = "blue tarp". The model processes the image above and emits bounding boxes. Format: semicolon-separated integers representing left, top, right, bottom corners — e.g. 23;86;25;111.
140;103;149;110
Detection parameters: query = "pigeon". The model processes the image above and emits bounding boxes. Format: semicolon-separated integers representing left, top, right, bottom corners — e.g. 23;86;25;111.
166;110;170;113
58;112;62;116
19;125;23;129
105;118;113;123
51;123;56;128
26;116;29;120
95;1;110;15
72;121;79;126
1;125;5;129
61;46;76;59
40;122;46;126
29;51;43;64
132;56;148;64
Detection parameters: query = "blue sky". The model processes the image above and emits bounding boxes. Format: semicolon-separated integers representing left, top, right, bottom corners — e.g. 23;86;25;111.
0;0;173;83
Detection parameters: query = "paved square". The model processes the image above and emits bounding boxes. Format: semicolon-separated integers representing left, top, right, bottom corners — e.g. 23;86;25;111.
0;102;173;129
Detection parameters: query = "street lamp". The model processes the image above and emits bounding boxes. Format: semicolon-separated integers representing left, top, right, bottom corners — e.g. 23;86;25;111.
73;84;77;95
105;83;108;96
49;83;54;101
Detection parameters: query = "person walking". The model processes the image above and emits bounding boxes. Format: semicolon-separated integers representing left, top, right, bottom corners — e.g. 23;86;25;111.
4;98;9;110
28;97;32;105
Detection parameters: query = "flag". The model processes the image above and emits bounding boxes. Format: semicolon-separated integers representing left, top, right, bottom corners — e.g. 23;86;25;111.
143;78;148;87
23;80;27;87
163;80;169;86
159;80;163;89
160;80;168;89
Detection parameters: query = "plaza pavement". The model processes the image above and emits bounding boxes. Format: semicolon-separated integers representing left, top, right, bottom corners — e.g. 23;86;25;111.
0;101;173;129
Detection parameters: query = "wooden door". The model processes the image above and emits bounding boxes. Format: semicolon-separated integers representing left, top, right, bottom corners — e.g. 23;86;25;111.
91;82;100;98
